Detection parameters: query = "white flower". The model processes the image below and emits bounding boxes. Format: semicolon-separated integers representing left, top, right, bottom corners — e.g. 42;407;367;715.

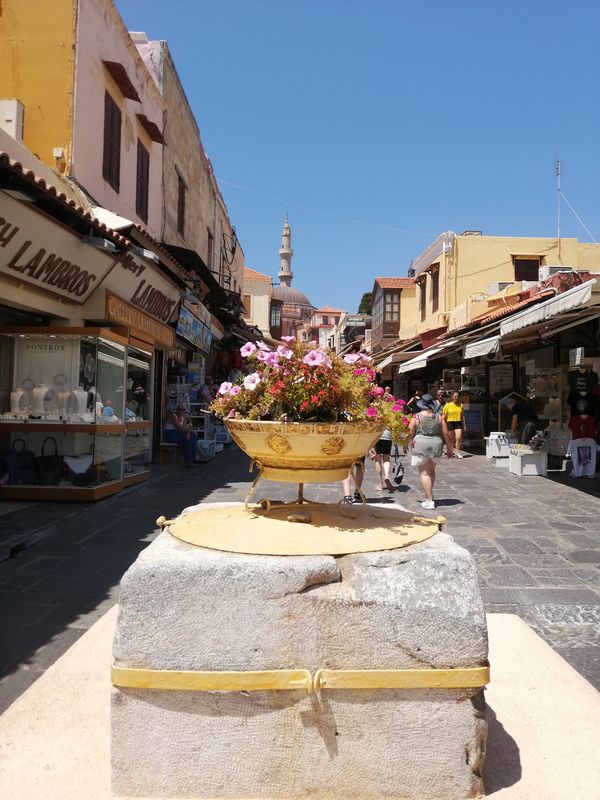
344;354;360;364
218;382;233;395
257;340;270;351
243;372;261;391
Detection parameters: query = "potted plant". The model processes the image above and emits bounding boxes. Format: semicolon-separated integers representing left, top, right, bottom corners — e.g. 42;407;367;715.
210;339;411;483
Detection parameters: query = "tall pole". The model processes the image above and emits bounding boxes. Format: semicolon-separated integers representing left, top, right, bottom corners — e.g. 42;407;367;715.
556;160;561;261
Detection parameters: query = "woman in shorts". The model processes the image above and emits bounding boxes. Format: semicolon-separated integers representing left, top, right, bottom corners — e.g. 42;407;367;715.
442;390;465;458
408;393;451;510
374;427;394;492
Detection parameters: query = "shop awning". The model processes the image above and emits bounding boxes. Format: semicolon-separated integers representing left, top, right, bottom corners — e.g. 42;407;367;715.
500;280;596;337
464;335;500;359
398;338;460;374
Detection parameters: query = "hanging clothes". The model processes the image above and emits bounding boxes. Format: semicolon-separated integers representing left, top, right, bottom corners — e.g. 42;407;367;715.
569;438;597;478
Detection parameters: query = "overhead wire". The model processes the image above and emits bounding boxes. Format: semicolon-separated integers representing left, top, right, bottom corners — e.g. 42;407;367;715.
216;177;435;237
560;191;597;243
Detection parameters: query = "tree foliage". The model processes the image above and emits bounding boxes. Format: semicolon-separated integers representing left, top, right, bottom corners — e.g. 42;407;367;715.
358;292;372;315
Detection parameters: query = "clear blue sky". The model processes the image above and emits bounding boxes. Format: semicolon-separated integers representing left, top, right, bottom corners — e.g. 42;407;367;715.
118;0;600;313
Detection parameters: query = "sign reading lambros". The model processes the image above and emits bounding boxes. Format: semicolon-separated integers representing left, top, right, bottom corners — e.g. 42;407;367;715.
0;193;115;303
106;291;175;348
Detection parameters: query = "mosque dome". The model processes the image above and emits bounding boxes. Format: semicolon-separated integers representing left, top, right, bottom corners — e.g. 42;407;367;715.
272;284;313;307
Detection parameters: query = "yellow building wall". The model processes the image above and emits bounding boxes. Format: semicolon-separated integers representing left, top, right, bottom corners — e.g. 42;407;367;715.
414;234;600;336
0;0;75;170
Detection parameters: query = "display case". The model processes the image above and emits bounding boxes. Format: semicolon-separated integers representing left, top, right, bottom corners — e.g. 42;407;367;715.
528;368;566;429
0;328;130;500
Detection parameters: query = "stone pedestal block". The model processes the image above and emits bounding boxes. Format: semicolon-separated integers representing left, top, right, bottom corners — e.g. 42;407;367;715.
112;504;488;799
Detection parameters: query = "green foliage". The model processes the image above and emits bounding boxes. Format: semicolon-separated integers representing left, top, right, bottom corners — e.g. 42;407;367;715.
358;292;372;315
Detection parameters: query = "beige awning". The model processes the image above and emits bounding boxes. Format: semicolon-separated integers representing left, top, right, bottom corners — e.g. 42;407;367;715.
500;280;596;337
398;338;460;374
464;335;500;359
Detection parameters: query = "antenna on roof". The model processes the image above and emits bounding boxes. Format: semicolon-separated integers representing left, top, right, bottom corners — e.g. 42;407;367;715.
556;160;561;261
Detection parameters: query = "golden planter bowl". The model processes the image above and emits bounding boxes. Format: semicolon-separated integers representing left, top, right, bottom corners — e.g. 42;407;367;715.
225;419;384;483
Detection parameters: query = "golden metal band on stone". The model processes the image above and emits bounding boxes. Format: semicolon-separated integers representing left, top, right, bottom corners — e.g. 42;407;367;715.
112;665;490;693
313;666;490;692
111;666;313;694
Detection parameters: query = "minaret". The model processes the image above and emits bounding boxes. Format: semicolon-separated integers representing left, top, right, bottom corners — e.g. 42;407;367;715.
278;213;294;287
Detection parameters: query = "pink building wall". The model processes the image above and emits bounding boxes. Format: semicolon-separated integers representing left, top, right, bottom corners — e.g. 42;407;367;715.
71;0;163;237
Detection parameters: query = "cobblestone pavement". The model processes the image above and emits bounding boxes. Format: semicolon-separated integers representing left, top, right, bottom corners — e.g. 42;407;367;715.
0;445;598;711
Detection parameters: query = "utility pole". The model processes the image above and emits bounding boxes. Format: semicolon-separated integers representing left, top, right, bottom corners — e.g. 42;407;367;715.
556;160;561;262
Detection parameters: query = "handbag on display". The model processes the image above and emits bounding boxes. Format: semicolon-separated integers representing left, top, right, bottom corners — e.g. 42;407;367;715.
35;437;64;485
5;439;37;485
392;445;404;486
64;453;94;487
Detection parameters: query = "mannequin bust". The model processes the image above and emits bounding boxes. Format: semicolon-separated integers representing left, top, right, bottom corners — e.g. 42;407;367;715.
71;387;88;415
57;390;72;415
32;384;51;415
10;388;26;414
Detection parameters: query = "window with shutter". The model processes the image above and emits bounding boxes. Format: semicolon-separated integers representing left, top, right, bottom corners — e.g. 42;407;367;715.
431;265;440;313
102;92;121;192
136;140;150;223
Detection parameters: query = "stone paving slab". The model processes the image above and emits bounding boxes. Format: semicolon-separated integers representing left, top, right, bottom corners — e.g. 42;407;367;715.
0;444;599;712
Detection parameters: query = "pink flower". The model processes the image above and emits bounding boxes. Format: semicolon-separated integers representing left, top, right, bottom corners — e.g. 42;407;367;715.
366;370;376;382
240;342;256;357
257;340;270;351
353;368;366;376
226;409;236;419
243;372;261;391
281;335;295;341
359;353;373;363
392;403;404;412
276;345;293;358
303;349;326;367
230;385;241;396
344;354;360;364
256;350;270;362
374;386;384;396
266;352;280;366
218;381;233;395
366;407;378;418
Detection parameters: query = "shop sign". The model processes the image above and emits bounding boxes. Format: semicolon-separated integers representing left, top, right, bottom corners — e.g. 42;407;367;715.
345;316;365;327
184;299;211;328
176;305;211;351
98;250;181;324
165;346;187;364
0;193;115;303
106;291;175;348
569;347;584;366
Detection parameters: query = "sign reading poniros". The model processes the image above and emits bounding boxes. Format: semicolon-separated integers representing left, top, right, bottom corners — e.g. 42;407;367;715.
106;291;175;348
0;193;115;302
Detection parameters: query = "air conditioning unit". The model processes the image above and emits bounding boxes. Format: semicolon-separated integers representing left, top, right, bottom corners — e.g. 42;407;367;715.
521;281;539;290
487;281;513;295
0;98;25;142
539;265;574;280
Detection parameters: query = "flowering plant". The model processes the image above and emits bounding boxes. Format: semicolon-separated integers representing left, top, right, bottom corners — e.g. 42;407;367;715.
210;339;411;445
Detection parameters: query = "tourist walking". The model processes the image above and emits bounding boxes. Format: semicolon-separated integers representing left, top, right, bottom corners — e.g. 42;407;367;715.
433;389;447;413
373;427;394;492
408;393;450;510
442;390;465;457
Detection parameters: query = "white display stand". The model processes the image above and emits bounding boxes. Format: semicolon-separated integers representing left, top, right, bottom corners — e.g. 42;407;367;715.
509;449;548;477
485;432;518;459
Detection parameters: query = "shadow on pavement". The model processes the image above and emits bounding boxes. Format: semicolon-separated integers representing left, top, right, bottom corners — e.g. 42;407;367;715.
483;704;522;794
0;446;249;709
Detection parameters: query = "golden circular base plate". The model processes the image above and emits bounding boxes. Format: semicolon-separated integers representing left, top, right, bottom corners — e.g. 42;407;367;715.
167;504;443;556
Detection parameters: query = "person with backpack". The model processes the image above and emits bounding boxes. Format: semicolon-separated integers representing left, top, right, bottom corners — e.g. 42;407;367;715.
408;393;451;510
